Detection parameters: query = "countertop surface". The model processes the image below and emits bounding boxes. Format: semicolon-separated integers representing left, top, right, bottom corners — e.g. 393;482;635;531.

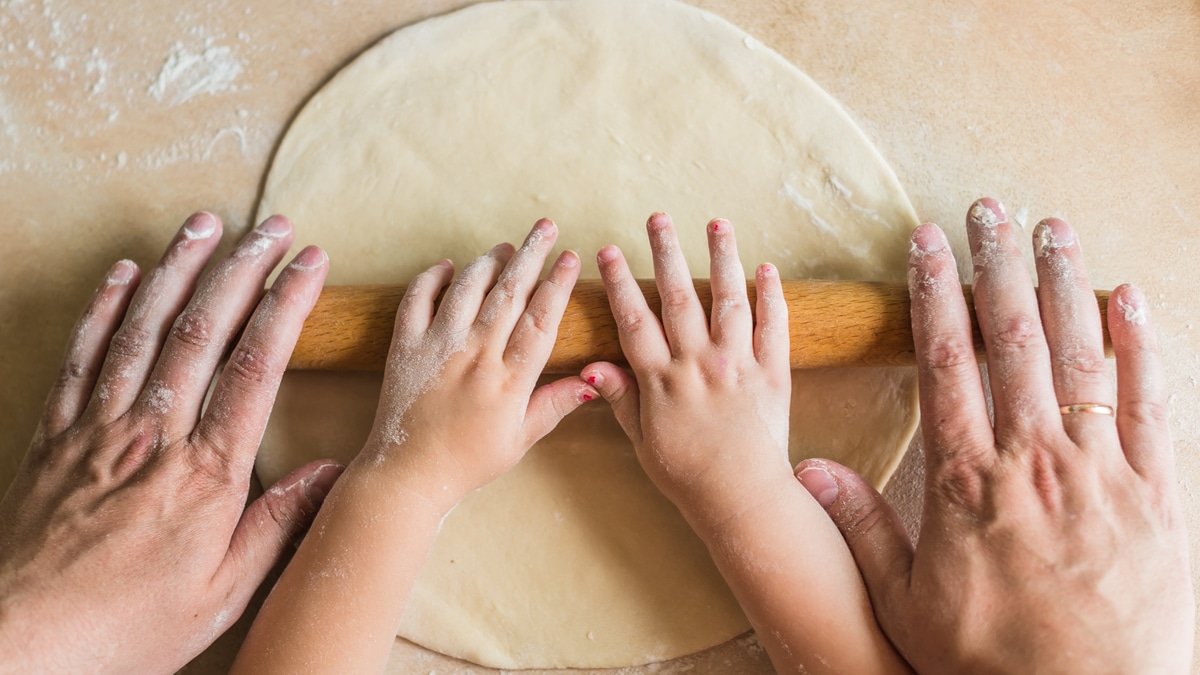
2;1;1198;672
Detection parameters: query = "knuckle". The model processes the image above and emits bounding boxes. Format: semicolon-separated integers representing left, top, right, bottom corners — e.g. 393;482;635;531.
930;458;988;510
1053;343;1109;378
225;344;276;385
56;359;91;388
170;310;218;352
660;286;694;313
617;309;647;334
989;312;1042;350
108;325;154;360
918;333;977;373
842;499;894;544
1123;398;1169;429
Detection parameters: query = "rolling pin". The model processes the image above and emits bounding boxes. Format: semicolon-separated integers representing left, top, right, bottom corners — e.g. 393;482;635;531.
287;280;1113;373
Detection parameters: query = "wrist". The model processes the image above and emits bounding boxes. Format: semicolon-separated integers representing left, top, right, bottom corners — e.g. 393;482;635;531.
346;442;472;516
669;465;797;541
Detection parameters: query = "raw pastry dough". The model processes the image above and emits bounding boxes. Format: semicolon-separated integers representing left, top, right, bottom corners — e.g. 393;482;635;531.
256;0;920;668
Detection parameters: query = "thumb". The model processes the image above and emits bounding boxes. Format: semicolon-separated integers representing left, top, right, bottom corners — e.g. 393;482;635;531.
579;362;642;446
523;376;599;446
218;460;344;608
794;458;913;621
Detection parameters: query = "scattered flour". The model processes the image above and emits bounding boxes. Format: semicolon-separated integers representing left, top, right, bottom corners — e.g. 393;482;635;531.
968;200;1004;228
1117;295;1147;326
149;39;243;105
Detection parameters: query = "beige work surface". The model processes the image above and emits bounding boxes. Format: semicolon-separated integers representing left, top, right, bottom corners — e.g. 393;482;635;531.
2;1;1198;672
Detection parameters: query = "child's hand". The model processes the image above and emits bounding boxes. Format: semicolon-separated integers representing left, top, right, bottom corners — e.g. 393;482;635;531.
582;214;909;675
357;218;596;505
582;213;792;525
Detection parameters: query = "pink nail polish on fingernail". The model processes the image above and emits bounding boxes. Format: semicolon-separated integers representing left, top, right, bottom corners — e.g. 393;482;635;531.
582;393;595;402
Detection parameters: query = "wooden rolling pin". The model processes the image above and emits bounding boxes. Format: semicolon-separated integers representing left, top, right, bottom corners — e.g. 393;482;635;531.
287;280;1112;372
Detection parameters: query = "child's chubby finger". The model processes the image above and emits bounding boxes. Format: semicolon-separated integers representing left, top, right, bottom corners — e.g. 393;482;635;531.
522;376;600;447
480;218;560;337
395;259;455;344
647;212;709;355
597;245;671;370
505;250;581;369
752;262;788;372
432;242;515;334
579;362;642;446
707;218;752;352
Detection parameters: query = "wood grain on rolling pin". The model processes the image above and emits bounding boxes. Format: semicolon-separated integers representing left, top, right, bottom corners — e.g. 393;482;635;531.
287;280;1113;372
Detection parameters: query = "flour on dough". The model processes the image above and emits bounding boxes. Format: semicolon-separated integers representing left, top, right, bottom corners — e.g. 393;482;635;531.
256;0;920;668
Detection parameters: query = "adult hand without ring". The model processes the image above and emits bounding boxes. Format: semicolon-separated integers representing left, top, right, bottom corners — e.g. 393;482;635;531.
0;213;343;674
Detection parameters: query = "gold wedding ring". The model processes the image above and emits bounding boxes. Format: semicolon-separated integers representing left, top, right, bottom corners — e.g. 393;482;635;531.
1059;403;1115;416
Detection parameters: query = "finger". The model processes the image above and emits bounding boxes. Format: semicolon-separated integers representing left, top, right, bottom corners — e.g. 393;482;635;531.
647;213;708;355
395;260;455;343
41;260;141;438
597;245;671;369
794;459;913;626
480;218;559;337
707;218;752;351
1032;217;1117;448
522;376;599;447
140;216;297;433
90;212;225;420
965;198;1061;447
752;262;788;372
432;243;515;334
194;246;328;471
1109;284;1173;481
579;362;643;446
218;460;343;614
908;224;994;472
506;250;581;371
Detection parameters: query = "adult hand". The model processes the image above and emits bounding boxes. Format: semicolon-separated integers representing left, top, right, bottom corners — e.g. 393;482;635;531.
0;213;344;675
795;198;1194;673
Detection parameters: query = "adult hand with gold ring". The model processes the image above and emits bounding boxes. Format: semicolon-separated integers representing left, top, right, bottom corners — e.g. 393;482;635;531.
794;198;1193;673
0;213;344;674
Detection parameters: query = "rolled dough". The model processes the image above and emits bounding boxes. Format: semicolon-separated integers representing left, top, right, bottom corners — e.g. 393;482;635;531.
255;0;920;668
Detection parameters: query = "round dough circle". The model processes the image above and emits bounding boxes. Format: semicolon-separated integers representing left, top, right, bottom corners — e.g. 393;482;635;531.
256;0;920;669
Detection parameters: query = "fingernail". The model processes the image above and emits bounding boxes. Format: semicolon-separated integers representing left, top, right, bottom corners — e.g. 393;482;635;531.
558;250;580;268
256;215;291;238
182;212;217;240
709;218;730;234
757;263;776;278
586;372;603;387
968;198;1007;229
647;212;671;229
1117;285;1148;326
288;246;328;271
910;223;947;254
597;245;620;265
581;386;599;402
1033;218;1075;257
796;464;839;509
109;259;136;285
303;462;343;504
